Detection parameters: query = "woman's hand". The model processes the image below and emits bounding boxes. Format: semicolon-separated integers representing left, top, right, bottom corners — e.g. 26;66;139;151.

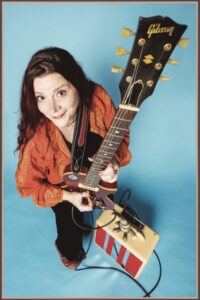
88;156;120;183
99;159;120;183
62;190;93;212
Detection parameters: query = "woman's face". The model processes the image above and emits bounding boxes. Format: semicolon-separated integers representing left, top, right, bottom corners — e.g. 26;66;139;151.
33;72;79;128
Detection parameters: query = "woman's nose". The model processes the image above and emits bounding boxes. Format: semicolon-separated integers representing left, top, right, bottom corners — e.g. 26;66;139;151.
49;97;61;112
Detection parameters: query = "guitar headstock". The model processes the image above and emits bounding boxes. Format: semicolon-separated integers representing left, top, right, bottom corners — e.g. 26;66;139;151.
113;16;188;107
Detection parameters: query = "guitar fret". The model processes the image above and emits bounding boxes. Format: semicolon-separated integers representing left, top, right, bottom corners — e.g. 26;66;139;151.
110;126;128;131
89;177;100;185
87;178;100;182
98;150;115;155
107;133;124;138
96;157;110;162
86;171;100;176
101;145;120;150
87;174;100;178
89;167;102;172
97;155;113;160
86;178;99;183
87;173;101;178
115;117;132;122
102;145;117;150
102;140;119;145
102;138;122;144
97;150;115;156
92;159;105;164
93;160;110;166
91;164;108;170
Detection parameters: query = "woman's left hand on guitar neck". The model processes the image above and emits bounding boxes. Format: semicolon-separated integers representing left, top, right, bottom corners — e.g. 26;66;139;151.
88;156;120;183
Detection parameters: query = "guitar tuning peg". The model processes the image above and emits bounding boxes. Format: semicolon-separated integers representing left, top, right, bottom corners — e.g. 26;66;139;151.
116;47;130;56
111;65;124;73
121;27;136;37
159;75;170;81
178;37;190;48
167;58;179;65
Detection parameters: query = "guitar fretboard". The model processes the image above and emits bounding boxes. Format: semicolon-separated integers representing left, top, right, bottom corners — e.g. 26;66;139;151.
83;107;137;188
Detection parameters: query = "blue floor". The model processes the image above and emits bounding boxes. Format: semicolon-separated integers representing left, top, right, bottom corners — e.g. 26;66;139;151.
3;167;196;298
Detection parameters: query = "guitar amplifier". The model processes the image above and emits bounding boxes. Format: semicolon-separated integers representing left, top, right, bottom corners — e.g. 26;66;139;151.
95;205;160;278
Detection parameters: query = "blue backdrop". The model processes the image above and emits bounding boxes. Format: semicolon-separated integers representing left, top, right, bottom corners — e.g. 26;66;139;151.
3;2;197;298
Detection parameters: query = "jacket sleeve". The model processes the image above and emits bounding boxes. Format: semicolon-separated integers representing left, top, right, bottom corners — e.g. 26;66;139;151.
15;140;63;208
101;86;132;167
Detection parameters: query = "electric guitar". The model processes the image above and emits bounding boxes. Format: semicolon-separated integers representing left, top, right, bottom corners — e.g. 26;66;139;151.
63;15;187;210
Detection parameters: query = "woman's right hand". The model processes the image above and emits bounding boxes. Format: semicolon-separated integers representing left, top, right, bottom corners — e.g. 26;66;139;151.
62;190;93;212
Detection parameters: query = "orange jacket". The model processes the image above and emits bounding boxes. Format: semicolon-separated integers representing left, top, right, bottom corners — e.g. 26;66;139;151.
15;84;132;207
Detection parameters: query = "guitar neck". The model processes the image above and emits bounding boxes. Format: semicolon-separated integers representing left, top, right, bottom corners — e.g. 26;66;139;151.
83;105;138;188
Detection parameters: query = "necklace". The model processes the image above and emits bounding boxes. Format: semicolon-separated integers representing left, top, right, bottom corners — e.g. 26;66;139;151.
65;112;77;127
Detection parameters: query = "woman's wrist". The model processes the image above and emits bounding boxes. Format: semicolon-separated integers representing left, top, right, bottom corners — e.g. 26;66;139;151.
62;189;73;203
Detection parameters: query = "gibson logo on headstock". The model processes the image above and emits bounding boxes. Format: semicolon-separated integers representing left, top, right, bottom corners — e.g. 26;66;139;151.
147;23;175;38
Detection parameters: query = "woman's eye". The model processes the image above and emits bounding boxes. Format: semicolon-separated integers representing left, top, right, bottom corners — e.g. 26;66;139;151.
36;95;45;102
57;90;66;97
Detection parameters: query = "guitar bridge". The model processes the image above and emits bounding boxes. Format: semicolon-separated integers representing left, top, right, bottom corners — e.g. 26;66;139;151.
78;183;99;192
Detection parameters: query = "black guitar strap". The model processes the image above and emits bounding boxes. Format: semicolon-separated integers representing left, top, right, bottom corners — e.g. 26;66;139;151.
71;102;89;173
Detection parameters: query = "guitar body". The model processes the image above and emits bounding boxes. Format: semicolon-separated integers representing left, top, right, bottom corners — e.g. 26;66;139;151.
63;165;117;210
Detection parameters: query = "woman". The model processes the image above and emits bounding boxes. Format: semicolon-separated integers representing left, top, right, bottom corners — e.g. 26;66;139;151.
15;47;132;269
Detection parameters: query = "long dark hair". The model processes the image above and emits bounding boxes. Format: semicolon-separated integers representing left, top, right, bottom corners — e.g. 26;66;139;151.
16;47;95;150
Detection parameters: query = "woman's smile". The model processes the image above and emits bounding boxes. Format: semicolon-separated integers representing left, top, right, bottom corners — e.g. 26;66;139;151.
52;111;66;119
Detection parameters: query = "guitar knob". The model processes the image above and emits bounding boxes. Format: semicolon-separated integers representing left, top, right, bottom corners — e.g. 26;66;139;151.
122;232;128;241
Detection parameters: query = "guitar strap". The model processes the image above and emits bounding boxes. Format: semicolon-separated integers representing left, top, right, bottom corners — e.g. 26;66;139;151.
71;102;89;173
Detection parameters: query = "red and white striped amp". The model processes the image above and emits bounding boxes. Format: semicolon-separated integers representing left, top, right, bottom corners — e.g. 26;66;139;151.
95;205;159;278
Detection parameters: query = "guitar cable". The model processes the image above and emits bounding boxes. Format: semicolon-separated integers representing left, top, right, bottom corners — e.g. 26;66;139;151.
71;205;118;231
71;189;162;297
